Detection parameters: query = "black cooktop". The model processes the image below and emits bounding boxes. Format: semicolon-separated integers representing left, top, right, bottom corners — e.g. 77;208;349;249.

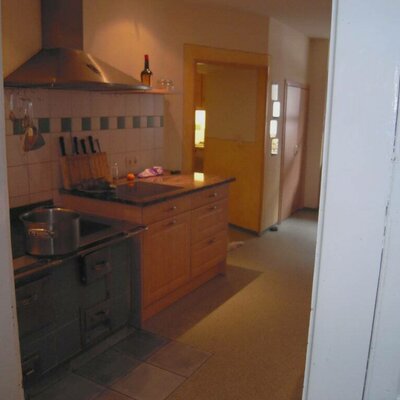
116;181;183;200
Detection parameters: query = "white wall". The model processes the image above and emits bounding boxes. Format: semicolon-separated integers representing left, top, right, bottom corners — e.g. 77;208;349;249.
262;17;309;230
83;0;270;170
303;39;329;209
0;5;24;399
303;0;400;399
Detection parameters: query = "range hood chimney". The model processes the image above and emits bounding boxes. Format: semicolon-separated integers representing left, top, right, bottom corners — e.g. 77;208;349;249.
4;0;149;91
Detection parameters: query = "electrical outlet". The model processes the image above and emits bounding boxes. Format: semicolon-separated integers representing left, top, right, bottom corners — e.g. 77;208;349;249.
125;155;138;170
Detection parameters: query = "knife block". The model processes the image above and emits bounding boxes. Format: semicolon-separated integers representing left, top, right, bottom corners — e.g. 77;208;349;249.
60;153;111;189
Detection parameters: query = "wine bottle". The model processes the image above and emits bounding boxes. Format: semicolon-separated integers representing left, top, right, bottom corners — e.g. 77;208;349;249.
140;54;153;86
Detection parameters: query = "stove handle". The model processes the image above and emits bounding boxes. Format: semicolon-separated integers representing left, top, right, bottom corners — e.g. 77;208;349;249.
78;225;147;257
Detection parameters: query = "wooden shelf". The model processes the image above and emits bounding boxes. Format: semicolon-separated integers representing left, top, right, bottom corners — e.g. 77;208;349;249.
106;88;177;95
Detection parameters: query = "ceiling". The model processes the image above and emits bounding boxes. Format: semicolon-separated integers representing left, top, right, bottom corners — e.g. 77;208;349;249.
184;0;332;38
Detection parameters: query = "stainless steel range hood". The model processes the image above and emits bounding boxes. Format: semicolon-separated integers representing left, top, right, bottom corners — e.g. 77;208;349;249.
4;0;149;91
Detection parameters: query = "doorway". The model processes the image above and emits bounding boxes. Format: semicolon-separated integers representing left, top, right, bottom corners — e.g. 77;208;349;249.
183;44;269;233
279;80;309;221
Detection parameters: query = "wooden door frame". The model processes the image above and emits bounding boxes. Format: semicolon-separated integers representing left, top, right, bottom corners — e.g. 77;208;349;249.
278;79;309;223
183;43;270;173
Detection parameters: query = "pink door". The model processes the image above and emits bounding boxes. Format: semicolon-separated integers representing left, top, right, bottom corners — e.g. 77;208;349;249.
280;81;308;221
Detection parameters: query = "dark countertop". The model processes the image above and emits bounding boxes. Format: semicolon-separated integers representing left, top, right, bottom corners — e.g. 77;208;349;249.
11;202;146;278
60;173;235;207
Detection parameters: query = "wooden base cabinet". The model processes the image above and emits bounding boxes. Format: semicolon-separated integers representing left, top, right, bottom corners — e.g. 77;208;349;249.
61;182;230;322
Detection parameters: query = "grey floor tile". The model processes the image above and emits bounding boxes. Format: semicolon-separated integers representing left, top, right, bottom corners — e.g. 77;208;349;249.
32;373;104;400
74;349;141;386
114;330;169;361
111;363;185;400
147;341;211;377
93;390;132;400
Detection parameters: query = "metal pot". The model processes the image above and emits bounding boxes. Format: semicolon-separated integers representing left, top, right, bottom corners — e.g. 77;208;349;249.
20;207;80;256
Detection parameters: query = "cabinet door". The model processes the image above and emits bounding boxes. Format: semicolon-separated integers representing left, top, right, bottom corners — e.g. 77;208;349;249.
143;212;191;307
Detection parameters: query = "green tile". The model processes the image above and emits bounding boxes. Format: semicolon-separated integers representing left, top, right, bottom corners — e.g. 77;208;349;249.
160;116;164;127
38;118;50;133
117;116;125;129
147;116;154;128
132;116;141;129
82;117;91;131
100;116;109;130
13;119;24;135
61;117;72;132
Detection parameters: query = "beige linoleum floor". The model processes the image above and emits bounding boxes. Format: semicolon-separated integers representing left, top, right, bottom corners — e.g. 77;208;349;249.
144;210;318;400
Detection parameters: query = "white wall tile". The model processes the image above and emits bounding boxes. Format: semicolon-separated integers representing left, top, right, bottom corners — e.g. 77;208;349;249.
29;89;50;118
154;95;164;115
125;116;133;129
92;117;100;131
7;166;30;197
71;91;91;117
28;162;53;193
72;118;81;133
108;131;127;154
125;94;140;115
5;119;13;136
154;128;164;149
109;117;117;130
29;191;53;204
6;136;28;166
139;149;155;170
51;161;63;190
139;94;154;115
49;90;72;117
154;148;165;166
50;118;61;133
109;94;125;116
126;130;141;152
140;128;154;150
91;93;109;116
9;195;31;208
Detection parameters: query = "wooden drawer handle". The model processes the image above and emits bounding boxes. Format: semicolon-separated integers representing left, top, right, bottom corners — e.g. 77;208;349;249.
167;219;177;226
209;192;218;198
170;205;177;211
208;238;216;245
208;205;218;211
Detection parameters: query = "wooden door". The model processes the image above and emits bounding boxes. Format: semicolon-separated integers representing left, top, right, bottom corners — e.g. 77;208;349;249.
142;212;191;307
201;64;268;232
280;81;309;221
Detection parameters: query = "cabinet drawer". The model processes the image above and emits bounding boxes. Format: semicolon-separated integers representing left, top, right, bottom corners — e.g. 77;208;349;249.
191;184;228;209
142;195;192;224
191;230;227;278
192;199;228;243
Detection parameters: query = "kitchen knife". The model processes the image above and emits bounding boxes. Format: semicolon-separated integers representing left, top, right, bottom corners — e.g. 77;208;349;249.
73;137;80;155
88;136;96;153
95;138;102;153
59;136;66;157
80;138;87;155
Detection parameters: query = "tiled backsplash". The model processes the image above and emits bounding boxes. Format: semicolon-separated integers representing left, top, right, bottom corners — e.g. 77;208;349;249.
4;89;164;208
